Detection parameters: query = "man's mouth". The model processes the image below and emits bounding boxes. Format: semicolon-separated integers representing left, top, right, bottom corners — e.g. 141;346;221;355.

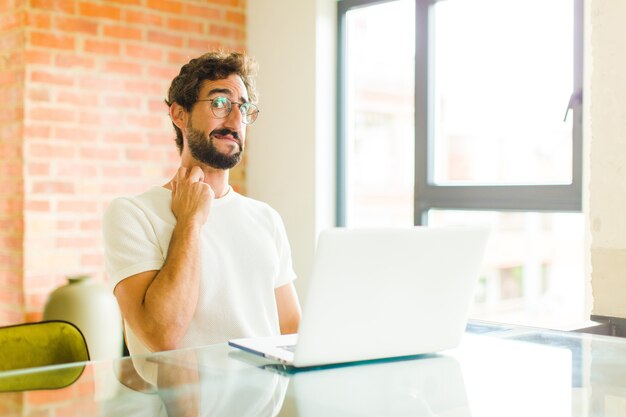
211;128;240;145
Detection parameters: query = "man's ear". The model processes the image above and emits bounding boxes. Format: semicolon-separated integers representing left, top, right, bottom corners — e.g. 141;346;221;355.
169;103;188;131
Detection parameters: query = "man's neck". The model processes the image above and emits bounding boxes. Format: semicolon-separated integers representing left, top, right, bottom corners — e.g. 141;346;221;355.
164;163;231;199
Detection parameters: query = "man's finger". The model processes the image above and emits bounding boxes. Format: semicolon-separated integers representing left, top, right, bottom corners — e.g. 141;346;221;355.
187;166;205;184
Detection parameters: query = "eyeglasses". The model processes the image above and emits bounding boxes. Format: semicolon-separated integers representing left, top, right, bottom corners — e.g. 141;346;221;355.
196;96;259;125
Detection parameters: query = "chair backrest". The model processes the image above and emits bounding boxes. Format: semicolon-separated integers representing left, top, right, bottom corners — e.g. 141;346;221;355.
0;320;90;391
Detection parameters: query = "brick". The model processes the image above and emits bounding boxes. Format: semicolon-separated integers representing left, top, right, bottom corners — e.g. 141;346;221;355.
102;166;142;177
184;4;221;20
27;143;75;159
0;11;24;32
0;162;21;176
147;30;183;48
147;0;182;14
104;131;143;144
0;70;23;85
55;53;96;68
27;162;50;175
103;24;143;41
0;271;21;288
167;51;192;65
30;70;75;86
102;182;147;195
24;125;51;138
84;39;120;55
53;126;97;141
0;144;21;159
149;99;168;112
123;80;165;95
31;181;74;194
30;31;75;50
146;135;168;146
24;311;43;323
57;220;75;230
57;200;98;212
125;114;164;129
108;0;141;5
25;200;50;211
26;11;52;29
0;87;21;103
167;17;204;34
29;107;75;123
55;16;99;35
57;236;97;248
123;10;162;26
0;289;21;306
147;64;178;80
209;24;244;40
77;74;125;90
81;253;104;266
187;38;223;51
30;0;76;14
207;0;240;6
54;164;98;177
125;148;164;160
27;88;51;102
56;91;98;106
24;50;52;65
124;44;162;61
225;11;245;25
0;108;24;123
103;59;142;75
0;235;21;251
79;219;100;230
79;147;120;160
104;95;141;108
78;2;121;20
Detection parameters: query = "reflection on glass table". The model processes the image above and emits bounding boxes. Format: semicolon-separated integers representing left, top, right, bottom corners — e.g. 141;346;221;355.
1;323;626;416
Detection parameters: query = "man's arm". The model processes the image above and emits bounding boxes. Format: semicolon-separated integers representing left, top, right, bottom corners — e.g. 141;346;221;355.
113;166;213;352
275;282;301;334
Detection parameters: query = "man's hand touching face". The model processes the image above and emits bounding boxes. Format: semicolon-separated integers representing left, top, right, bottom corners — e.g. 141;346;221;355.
171;166;214;227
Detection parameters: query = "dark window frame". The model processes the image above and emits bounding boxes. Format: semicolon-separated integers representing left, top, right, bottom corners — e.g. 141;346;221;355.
337;0;584;226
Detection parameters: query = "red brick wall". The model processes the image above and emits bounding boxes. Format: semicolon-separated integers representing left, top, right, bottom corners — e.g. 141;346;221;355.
0;0;26;325
1;0;247;325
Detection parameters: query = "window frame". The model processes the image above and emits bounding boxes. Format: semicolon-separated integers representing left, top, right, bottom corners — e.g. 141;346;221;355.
336;0;584;226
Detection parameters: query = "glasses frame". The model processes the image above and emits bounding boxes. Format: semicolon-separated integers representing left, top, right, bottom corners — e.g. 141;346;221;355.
196;96;259;125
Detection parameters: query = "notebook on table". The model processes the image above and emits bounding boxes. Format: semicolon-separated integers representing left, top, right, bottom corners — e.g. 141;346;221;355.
229;226;489;368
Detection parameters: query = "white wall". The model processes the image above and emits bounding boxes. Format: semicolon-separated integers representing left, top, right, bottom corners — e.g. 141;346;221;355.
588;0;626;318
247;0;336;301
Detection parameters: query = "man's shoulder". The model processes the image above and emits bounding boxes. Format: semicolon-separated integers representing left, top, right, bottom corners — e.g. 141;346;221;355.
105;186;171;219
231;192;278;216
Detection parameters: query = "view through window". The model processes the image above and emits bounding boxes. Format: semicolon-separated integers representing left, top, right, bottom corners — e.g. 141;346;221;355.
339;0;585;328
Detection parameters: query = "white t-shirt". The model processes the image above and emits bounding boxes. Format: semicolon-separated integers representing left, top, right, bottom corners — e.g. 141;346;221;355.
103;186;296;356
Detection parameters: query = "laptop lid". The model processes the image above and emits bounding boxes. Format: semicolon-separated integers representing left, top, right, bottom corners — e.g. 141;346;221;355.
291;226;489;367
229;226;489;367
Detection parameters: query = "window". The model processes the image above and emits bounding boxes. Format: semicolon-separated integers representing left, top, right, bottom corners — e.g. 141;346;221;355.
337;0;584;327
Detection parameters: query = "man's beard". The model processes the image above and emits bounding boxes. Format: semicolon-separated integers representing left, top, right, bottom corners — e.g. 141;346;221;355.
186;125;243;170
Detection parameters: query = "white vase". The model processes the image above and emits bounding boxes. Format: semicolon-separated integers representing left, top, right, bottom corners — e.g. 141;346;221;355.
43;275;123;360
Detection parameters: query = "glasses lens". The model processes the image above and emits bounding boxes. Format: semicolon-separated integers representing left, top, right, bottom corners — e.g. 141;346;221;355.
241;103;259;124
211;97;231;118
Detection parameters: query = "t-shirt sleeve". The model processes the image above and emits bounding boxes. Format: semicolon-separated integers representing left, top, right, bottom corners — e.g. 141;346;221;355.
103;197;165;289
270;209;297;288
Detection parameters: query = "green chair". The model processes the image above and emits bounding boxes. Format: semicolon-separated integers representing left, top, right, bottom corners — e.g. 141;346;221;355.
0;320;90;391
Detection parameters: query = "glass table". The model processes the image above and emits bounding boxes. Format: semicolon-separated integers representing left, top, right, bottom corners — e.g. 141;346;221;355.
1;321;625;416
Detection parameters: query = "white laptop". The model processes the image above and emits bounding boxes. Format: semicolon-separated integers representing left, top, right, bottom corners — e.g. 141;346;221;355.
229;226;489;368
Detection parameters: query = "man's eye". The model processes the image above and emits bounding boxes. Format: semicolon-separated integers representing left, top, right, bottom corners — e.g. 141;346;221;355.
213;97;229;108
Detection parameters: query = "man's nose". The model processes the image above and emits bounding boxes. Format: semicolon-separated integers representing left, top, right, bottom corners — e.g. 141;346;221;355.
224;104;244;128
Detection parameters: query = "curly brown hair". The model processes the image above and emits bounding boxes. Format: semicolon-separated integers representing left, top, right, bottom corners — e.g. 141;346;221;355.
165;51;258;154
